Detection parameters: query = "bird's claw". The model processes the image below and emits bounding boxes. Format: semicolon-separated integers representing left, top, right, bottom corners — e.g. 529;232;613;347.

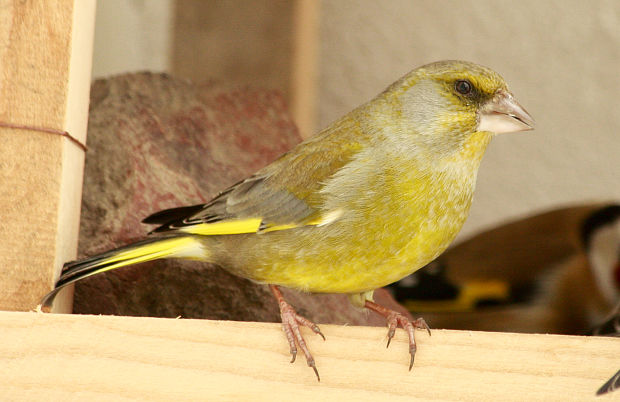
279;306;323;381
414;317;432;336
408;344;416;370
271;285;324;381
307;356;320;382
365;300;431;371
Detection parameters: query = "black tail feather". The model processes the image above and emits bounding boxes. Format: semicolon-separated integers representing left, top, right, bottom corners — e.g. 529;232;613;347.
40;234;191;309
142;204;205;225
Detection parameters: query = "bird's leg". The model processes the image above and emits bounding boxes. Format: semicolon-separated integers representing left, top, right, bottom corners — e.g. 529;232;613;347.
364;300;431;370
269;284;325;381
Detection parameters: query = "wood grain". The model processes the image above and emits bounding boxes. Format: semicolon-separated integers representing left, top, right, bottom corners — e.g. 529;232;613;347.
171;1;295;101
290;0;320;138
0;0;95;311
1;311;618;400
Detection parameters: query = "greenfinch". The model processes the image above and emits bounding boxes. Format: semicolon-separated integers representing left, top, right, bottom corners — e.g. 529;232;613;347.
41;60;534;380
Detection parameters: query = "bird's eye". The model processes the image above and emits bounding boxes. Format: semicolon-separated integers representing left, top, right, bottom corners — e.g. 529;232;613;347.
455;80;473;95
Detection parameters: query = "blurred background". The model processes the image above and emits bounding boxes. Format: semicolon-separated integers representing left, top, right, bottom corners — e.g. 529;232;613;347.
90;0;619;334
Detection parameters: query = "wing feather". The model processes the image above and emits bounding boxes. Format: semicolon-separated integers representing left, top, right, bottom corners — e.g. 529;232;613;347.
144;116;366;235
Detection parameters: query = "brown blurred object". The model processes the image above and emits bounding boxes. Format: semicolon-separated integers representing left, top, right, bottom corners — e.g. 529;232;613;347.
592;301;620;336
443;204;603;285
406;204;619;334
171;0;319;138
72;72;406;327
172;1;294;97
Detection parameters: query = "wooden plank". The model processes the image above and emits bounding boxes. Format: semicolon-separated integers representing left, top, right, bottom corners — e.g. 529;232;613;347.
290;0;320;138
1;311;618;400
0;1;96;312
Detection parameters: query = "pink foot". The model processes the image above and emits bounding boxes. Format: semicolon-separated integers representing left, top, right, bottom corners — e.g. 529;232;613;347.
365;300;431;370
270;285;325;381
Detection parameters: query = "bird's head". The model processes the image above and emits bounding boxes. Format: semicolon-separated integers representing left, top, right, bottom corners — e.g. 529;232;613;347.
380;60;534;153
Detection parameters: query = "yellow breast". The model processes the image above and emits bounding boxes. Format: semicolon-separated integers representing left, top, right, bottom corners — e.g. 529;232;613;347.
227;131;493;295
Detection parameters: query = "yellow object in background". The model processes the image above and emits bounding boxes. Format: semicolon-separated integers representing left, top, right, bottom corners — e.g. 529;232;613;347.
398;280;509;313
41;60;533;380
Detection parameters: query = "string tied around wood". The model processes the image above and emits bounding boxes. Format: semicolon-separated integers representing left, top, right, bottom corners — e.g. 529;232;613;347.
0;122;87;152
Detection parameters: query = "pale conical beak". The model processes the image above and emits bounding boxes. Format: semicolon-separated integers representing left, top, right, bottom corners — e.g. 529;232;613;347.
478;90;534;134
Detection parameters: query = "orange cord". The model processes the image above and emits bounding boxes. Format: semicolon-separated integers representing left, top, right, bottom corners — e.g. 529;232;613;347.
0;122;87;152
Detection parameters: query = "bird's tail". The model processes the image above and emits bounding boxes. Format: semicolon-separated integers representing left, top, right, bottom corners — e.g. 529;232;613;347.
40;235;203;309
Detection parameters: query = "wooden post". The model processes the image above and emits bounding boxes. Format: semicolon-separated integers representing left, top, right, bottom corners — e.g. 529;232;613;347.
0;0;96;312
171;1;319;139
291;0;320;138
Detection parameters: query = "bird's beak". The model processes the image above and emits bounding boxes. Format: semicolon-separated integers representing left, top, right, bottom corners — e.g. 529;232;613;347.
478;90;534;134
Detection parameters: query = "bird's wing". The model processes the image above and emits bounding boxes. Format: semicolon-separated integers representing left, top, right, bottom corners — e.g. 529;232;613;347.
144;129;364;235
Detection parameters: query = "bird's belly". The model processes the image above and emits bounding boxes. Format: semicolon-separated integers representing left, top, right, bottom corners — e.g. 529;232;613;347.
230;197;471;294
215;161;477;294
291;219;463;293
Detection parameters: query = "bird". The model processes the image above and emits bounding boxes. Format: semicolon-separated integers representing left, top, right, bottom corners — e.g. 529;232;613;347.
40;60;534;381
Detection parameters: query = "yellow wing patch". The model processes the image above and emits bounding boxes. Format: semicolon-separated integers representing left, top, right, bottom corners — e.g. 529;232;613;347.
179;209;344;236
259;223;300;233
261;209;344;233
180;218;263;235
